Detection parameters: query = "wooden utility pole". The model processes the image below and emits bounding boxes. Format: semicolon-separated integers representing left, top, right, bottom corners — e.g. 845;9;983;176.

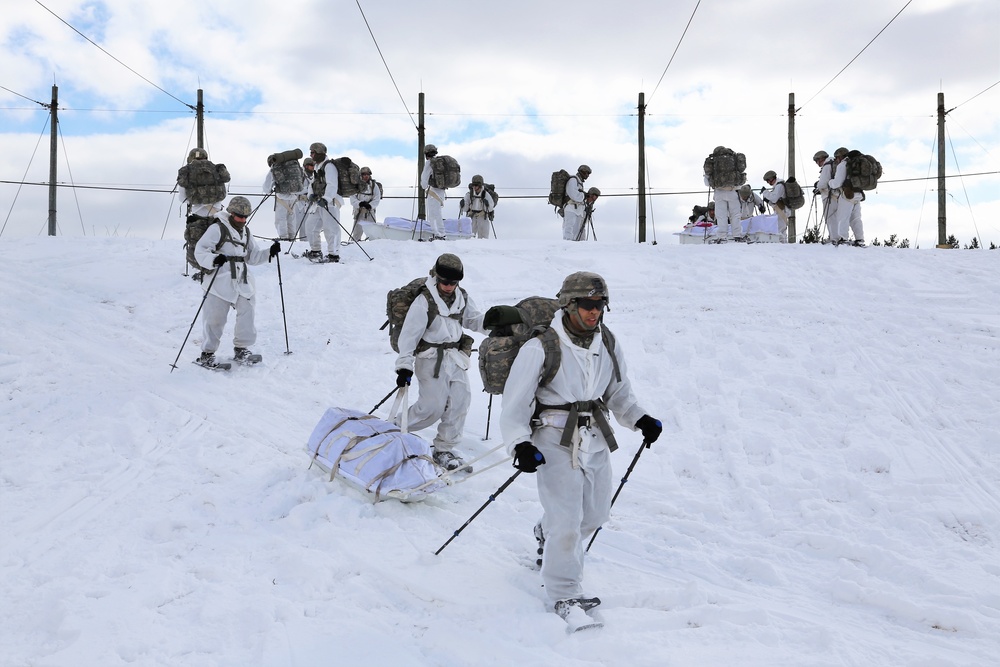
47;84;58;237
936;92;948;247
417;93;426;221
196;89;205;150
637;92;647;243
787;92;796;242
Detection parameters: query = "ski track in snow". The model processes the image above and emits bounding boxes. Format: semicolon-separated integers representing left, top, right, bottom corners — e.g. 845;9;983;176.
1;236;997;666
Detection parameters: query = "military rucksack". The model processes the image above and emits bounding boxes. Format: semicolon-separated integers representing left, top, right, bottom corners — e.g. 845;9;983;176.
548;169;571;211
183;217;238;273
269;149;305;195
428;156;462;189
484;184;498;221
478;296;620;395
333;157;363;197
845;151;882;191
782;177;805;210
703;146;747;188
177;160;231;205
383;277;468;353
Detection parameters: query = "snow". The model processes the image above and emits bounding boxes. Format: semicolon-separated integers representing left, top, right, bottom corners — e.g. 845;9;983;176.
1;233;998;667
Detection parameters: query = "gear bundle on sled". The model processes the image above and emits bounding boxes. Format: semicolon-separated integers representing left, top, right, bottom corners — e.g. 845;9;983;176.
305;406;445;502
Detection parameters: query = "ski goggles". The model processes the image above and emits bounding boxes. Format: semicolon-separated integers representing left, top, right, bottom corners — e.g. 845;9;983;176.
438;278;460;287
576;298;607;312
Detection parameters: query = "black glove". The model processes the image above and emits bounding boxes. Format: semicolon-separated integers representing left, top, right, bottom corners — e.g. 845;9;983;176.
269;241;280;261
759;186;766;195
359;201;371;210
483;305;523;330
513;442;545;473
635;414;662;444
757;204;766;214
395;369;413;388
308;193;318;202
812;188;820;196
213;254;227;267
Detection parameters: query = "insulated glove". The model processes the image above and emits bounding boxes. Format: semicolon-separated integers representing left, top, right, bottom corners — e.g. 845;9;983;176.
395;369;413;388
213;254;227;267
757;203;766;214
483;305;523;330
635;414;662;444
513;442;545;473
269;241;281;261
759;186;767;195
359;201;371;210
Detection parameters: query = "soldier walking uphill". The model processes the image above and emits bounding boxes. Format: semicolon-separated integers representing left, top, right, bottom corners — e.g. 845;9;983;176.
562;165;592;241
194;197;280;368
304;142;345;263
498;271;662;627
393;254;486;472
460;175;497;239
348;166;382;242
420;144;448;240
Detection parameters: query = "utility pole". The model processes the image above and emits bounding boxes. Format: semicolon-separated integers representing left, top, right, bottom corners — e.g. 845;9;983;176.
417;93;426;221
936;92;948;248
787;92;796;243
196;89;205;150
637;92;647;243
47;84;58;237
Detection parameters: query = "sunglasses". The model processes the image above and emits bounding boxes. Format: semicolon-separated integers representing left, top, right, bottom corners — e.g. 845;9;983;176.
577;298;606;311
438;278;459;287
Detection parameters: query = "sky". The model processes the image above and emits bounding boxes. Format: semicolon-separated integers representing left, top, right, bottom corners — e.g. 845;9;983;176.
1;235;997;666
1;0;998;246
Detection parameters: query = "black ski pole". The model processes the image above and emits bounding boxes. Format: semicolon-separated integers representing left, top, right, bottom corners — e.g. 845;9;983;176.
286;201;315;255
326;204;375;261
484;393;493;440
273;250;292;355
585;439;651;553
369;386;400;414
169;268;220;373
434;470;521;556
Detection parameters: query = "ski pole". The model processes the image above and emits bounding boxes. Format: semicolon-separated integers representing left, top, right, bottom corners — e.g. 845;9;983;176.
434;470;521;556
484;394;493;440
369;386;400;414
286;200;315;255
585;439;651;553
273;250;292;355
169;268;220;373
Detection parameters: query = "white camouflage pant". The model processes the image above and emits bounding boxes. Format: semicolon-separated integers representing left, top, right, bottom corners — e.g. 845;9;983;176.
403;353;471;451
562;204;585;241
201;293;257;354
533;424;613;605
308;203;341;255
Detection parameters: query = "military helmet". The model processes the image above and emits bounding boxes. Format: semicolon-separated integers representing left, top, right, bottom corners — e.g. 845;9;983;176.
577;164;592;176
226;196;252;218
432;253;463;282
187;147;208;164
708;201;716;209
424;144;438;157
586;186;601;197
471;174;484;186
834;147;849;159
739;183;752;197
309;142;327;155
360;166;372;176
763;170;777;182
303;157;316;167
557;271;610;310
813;150;829;162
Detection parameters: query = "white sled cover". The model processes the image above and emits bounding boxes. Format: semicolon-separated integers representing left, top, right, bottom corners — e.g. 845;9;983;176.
306;407;444;501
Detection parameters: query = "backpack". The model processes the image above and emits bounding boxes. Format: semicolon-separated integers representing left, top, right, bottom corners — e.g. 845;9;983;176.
703;146;746;188
478;296;620;395
428;155;462;189
177;160;231;205
484;184;498;221
383;277;468;353
334;157;362;197
183;217;237;272
782;177;805;210
311;160;330;198
845;150;882;191
548;169;571;210
269;149;305;195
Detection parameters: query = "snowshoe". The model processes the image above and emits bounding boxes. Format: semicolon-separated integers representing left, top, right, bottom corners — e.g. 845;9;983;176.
303;250;326;263
554;598;603;633
432;450;472;473
326;254;340;263
233;347;262;366
194;352;231;371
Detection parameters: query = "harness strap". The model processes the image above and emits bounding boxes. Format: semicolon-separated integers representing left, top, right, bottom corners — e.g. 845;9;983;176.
533;399;619;454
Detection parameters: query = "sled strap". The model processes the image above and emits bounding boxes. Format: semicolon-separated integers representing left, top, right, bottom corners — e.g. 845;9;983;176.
388;386;409;434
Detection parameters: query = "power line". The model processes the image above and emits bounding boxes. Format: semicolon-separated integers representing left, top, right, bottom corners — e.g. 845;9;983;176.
355;1;415;128
34;0;192;110
800;0;913;110
950;80;1000;113
647;0;701;106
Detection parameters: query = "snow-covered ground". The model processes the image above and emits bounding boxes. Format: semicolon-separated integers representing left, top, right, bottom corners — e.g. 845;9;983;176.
1;233;997;666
